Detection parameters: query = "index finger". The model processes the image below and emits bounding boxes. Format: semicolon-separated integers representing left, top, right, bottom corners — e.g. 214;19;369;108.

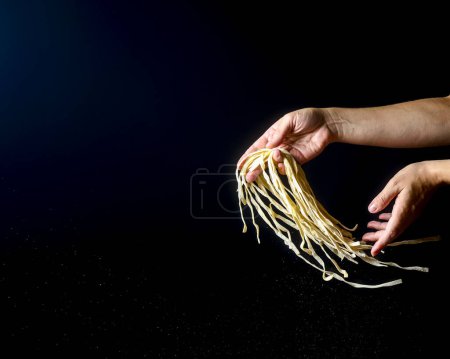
371;197;408;256
237;135;269;169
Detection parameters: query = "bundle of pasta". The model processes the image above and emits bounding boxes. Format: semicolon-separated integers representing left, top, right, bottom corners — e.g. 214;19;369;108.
236;148;439;288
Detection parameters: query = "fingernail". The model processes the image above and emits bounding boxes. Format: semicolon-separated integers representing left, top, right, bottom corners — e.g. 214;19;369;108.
368;204;377;213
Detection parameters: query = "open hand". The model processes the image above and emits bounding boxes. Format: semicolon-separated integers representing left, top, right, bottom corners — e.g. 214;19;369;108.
238;108;334;182
363;161;441;256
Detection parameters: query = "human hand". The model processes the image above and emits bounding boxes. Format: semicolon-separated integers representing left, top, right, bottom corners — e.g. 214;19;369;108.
238;108;334;182
362;161;441;256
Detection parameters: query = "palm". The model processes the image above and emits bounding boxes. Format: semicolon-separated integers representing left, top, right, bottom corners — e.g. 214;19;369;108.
266;108;330;164
280;123;330;163
239;108;331;182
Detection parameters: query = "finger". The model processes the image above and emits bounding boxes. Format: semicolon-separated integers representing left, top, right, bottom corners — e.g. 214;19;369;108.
371;237;391;256
273;149;286;174
370;212;406;256
368;178;401;214
362;230;384;242
371;226;395;256
371;196;408;256
245;153;285;182
273;148;283;163
238;135;270;169
288;147;309;164
367;221;388;230
277;162;286;175
379;213;392;221
266;114;292;148
246;168;262;183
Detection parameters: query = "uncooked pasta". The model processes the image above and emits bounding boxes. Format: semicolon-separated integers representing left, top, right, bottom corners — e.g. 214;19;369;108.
236;148;439;288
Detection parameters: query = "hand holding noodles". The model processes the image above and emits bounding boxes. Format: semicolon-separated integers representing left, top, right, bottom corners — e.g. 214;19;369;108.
236;148;439;288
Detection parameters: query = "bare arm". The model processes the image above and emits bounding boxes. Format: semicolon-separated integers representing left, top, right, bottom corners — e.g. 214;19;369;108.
239;95;450;256
239;96;450;183
326;96;450;147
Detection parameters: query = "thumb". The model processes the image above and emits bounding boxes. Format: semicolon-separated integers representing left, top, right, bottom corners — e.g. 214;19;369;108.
368;179;400;214
266;114;292;148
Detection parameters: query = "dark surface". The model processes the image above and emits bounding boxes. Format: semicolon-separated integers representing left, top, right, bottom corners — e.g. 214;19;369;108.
1;1;449;357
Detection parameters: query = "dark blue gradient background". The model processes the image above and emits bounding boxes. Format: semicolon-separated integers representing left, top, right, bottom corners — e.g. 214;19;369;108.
1;1;449;356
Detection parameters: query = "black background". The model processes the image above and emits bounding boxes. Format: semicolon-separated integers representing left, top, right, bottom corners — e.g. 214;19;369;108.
1;1;449;357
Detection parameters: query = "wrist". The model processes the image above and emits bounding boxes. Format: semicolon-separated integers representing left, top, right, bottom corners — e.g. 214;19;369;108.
323;107;348;143
425;160;450;186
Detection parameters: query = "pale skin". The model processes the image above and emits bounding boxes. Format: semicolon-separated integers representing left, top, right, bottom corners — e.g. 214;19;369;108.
238;96;450;256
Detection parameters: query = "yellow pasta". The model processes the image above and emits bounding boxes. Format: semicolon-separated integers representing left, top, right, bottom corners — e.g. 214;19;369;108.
236;148;439;288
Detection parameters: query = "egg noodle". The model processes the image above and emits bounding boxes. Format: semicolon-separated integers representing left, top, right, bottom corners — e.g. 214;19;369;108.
236;148;439;288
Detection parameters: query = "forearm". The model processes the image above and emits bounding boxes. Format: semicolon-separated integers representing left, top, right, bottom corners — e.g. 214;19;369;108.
325;96;450;148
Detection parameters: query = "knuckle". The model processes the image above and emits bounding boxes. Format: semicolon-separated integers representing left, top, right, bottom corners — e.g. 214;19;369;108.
386;229;397;241
377;193;387;205
282;112;294;122
300;107;315;119
389;177;400;189
406;162;418;171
